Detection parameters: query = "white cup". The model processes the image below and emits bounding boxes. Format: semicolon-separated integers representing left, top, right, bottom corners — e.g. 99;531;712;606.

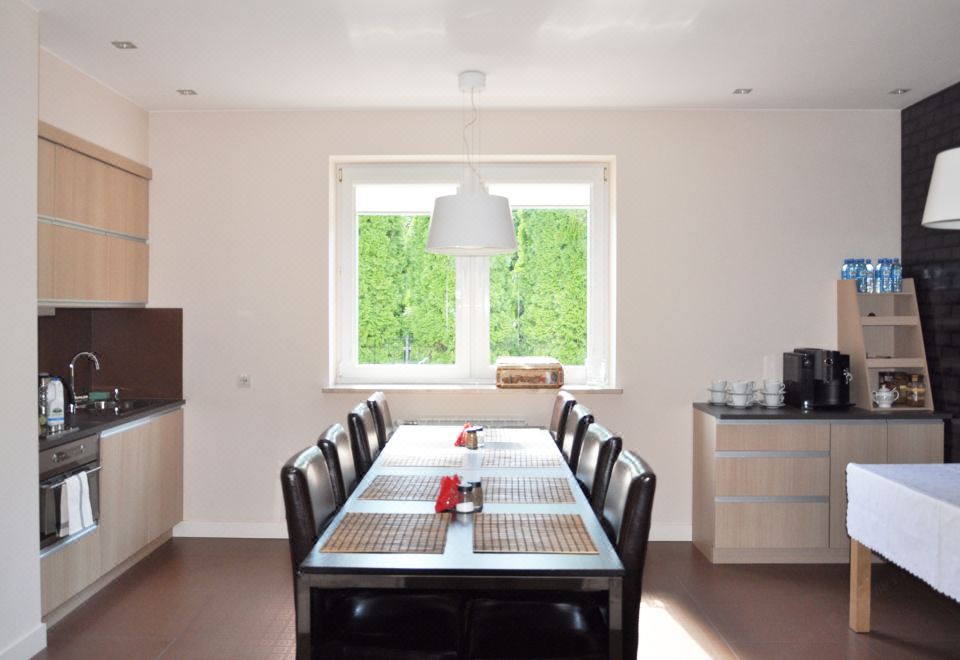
711;379;727;392
709;389;727;404
730;392;752;407
762;392;784;407
730;380;753;394
763;380;785;394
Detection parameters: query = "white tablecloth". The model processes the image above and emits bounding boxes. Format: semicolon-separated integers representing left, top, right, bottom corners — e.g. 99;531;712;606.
846;463;960;602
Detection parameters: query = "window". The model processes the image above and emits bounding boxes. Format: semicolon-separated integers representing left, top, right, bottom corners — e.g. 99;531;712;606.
333;161;613;386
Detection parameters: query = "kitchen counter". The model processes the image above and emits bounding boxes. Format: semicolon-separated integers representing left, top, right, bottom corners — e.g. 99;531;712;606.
693;402;951;422
39;398;184;450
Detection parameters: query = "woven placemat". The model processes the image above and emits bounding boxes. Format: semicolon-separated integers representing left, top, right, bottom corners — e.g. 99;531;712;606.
481;450;563;468
359;475;440;501
483;428;551;445
473;513;598;554
484;477;575;504
382;453;462;467
321;513;450;553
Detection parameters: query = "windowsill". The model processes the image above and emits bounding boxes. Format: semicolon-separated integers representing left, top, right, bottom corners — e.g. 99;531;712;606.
322;383;623;394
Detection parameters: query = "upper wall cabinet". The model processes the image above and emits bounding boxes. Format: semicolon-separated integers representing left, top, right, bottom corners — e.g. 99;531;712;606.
37;123;152;306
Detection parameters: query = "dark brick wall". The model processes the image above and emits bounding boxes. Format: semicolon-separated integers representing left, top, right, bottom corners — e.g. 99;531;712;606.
901;80;960;462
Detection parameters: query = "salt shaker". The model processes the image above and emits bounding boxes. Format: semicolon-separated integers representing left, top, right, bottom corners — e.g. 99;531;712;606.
464;425;481;450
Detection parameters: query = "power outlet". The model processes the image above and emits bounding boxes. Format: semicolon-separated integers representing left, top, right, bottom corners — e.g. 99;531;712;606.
237;374;251;388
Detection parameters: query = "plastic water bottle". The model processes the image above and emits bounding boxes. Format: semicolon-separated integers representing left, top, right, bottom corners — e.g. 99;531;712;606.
876;259;889;293
892;258;903;292
841;259;852;280
865;259;876;293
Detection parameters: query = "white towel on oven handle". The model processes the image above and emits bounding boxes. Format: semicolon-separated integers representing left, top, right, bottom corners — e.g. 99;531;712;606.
77;470;94;529
62;475;83;536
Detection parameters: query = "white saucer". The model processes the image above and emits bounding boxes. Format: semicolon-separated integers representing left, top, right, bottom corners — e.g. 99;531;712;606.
760;402;786;409
708;399;727;406
726;401;755;409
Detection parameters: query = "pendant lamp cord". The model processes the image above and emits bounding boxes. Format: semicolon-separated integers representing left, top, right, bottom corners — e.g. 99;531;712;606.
462;86;483;189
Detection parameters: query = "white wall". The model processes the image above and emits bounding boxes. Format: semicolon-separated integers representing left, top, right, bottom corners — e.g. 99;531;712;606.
149;109;900;540
0;2;44;658
39;48;149;164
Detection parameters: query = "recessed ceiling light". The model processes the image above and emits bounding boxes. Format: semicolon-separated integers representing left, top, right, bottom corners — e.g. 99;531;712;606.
111;41;138;50
732;88;753;95
889;88;911;95
176;89;198;96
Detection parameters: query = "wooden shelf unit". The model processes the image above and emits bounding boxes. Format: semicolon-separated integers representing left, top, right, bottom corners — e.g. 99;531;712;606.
837;278;934;411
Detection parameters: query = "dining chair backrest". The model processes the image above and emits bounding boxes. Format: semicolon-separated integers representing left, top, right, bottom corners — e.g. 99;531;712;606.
367;391;395;450
549;390;576;451
317;423;354;506
601;449;657;660
574;422;622;517
348;402;380;480
280;444;340;584
563;403;594;471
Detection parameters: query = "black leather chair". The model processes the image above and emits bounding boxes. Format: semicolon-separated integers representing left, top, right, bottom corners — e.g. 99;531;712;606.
280;445;461;660
317;423;354;506
563;404;594;470
464;450;657;660
367;391;395;450
549;391;576;451
348;402;381;481
574;422;622;517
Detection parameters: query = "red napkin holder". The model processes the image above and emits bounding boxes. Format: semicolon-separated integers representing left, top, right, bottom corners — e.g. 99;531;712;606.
435;474;461;513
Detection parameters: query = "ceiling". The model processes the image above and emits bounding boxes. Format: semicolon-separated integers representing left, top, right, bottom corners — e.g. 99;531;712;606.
30;0;960;111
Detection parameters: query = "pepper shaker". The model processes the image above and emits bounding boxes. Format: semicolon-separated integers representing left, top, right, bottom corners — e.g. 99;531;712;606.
471;480;483;512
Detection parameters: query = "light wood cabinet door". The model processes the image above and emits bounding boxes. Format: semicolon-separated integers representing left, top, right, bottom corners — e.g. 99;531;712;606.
829;423;887;548
38;138;56;217
146;410;184;540
106;237;149;302
51;224;110;301
99;420;150;573
41;529;102;616
887;422;944;464
38;222;55;300
105;166;149;238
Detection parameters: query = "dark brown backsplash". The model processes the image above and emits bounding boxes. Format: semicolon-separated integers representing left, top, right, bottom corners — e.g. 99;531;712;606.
901;80;960;462
38;308;182;400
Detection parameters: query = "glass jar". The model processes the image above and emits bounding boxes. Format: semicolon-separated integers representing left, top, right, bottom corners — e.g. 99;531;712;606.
471;480;483;512
456;484;475;513
907;374;926;408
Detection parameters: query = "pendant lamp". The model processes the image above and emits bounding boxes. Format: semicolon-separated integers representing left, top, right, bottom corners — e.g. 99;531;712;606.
427;71;516;255
921;146;960;229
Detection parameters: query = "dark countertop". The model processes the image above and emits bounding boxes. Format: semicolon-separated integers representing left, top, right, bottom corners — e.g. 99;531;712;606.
693;402;951;422
39;399;185;451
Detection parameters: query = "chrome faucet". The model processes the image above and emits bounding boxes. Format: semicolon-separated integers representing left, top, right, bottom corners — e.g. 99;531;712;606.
69;351;101;407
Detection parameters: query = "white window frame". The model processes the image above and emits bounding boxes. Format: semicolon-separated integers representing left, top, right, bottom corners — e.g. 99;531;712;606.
330;157;615;387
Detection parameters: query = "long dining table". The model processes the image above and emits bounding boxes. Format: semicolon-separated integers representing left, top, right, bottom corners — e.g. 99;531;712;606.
295;423;625;659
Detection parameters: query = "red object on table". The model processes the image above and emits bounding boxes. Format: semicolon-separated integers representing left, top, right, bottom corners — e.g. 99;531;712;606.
435;474;462;512
454;422;471;447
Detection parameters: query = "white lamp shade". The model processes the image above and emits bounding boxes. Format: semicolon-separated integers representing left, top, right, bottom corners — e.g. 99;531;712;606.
427;191;517;255
922;146;960;229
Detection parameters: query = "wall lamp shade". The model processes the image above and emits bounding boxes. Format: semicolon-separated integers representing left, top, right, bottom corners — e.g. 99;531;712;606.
427;191;517;255
922;146;960;229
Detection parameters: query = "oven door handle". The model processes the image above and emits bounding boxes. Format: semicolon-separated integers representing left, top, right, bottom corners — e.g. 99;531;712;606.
40;465;102;491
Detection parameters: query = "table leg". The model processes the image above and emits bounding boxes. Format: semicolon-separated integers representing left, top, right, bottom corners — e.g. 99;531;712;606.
295;575;312;659
609;577;623;660
849;539;872;633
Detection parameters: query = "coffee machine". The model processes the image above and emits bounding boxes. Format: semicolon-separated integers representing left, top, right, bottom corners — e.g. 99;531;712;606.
783;348;853;410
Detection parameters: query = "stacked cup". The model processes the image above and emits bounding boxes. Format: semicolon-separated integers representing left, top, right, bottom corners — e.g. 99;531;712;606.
708;380;728;405
728;381;755;407
759;380;785;407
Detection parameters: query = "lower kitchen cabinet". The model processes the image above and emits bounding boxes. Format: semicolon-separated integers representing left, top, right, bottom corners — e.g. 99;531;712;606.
40;407;183;617
693;407;945;563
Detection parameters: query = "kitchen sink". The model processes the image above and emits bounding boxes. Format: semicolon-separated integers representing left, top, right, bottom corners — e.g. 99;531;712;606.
78;399;158;416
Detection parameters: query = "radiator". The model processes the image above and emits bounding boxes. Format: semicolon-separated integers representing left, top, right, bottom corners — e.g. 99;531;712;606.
400;416;528;427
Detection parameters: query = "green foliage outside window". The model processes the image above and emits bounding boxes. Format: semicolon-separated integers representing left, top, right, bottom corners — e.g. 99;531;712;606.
357;209;587;366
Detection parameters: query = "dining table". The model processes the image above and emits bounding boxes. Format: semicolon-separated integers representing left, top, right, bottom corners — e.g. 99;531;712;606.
846;462;960;632
295;423;625;659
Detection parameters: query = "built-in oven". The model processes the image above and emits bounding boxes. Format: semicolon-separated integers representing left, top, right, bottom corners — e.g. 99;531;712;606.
39;434;100;552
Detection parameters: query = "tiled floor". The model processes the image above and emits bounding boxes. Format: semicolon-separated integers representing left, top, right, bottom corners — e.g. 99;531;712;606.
36;539;960;659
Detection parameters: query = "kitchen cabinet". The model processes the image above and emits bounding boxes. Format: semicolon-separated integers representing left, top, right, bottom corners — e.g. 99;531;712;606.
99;408;183;573
41;407;183;617
37;124;151;306
693;406;944;563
